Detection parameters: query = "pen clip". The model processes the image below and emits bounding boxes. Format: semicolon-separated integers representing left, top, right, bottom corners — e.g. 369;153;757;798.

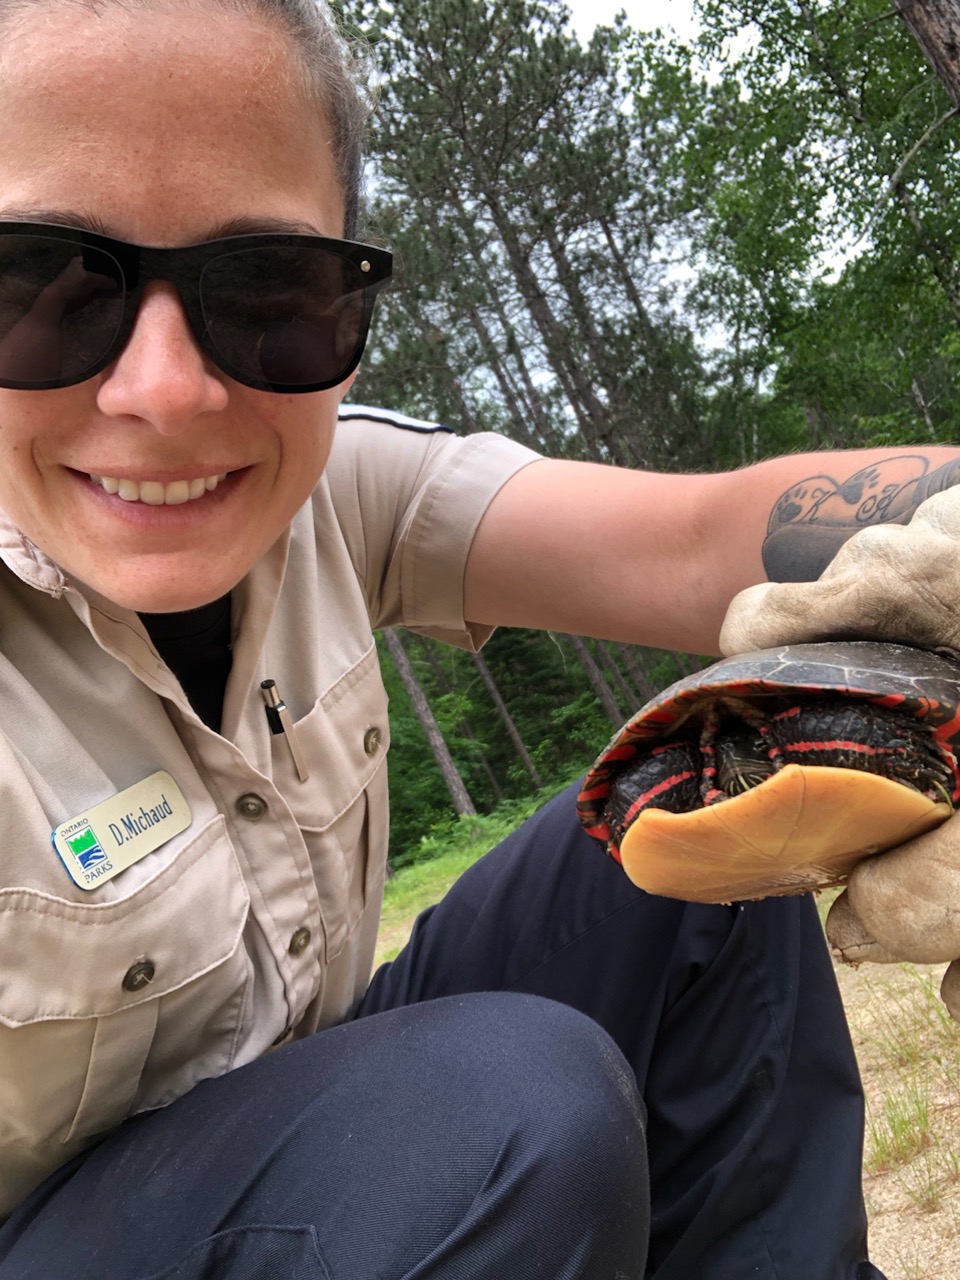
261;679;310;783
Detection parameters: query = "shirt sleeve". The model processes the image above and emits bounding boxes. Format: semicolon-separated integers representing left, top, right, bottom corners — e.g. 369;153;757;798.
323;408;542;649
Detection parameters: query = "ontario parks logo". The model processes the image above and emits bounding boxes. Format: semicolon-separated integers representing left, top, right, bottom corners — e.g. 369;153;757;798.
64;822;108;873
52;770;189;891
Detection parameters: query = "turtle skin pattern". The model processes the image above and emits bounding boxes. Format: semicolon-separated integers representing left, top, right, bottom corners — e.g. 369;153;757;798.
578;640;960;867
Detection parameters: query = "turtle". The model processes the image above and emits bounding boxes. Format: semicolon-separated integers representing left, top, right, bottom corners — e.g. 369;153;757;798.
577;640;960;903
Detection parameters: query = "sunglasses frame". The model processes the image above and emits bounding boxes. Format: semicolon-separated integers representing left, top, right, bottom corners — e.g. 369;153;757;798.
0;221;393;393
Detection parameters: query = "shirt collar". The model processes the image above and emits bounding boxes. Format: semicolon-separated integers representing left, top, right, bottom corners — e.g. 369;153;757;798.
0;509;67;597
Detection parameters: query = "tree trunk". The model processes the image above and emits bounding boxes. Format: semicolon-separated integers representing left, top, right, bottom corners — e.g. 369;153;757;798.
563;633;625;726
418;639;503;803
449;191;562;451
897;0;960;106
470;651;544;788
796;0;960;328
615;643;658;704
595;641;642;714
382;628;477;816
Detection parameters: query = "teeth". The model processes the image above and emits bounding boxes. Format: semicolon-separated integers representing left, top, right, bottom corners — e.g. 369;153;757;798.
89;473;228;505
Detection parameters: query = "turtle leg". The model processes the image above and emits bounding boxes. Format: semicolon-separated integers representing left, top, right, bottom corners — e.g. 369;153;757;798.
604;740;702;849
698;699;785;806
697;702;724;805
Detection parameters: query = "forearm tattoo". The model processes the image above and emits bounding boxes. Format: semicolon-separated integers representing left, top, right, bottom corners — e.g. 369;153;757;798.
764;456;960;583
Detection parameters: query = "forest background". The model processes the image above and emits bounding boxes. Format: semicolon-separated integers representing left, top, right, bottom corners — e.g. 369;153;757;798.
333;0;960;867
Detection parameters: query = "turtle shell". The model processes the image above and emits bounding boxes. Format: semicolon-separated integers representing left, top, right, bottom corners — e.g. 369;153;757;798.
577;640;960;903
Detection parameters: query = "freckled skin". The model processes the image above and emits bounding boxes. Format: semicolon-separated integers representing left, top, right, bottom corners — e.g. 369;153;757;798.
0;1;354;613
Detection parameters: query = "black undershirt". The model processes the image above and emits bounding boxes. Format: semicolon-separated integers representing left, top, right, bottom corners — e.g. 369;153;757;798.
139;595;233;733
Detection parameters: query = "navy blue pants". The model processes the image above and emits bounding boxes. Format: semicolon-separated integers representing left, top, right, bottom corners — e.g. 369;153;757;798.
0;782;884;1279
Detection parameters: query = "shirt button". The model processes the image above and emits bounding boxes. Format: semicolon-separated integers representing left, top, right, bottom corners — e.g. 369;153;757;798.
236;793;268;822
288;927;312;957
363;726;382;756
122;960;156;993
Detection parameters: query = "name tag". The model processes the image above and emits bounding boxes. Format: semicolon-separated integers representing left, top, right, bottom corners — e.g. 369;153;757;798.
51;771;192;891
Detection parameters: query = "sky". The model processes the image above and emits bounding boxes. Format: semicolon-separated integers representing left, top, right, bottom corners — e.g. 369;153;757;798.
564;0;699;44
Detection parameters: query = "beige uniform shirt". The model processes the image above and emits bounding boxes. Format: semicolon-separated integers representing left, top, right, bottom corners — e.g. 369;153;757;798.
0;409;538;1217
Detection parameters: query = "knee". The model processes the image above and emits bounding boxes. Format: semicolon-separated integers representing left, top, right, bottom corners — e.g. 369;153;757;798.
418;993;649;1208
420;993;650;1268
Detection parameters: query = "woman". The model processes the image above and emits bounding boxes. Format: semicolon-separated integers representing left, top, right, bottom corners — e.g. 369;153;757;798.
0;0;945;1274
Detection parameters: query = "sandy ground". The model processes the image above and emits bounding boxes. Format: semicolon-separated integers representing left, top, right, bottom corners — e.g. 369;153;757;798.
835;958;960;1278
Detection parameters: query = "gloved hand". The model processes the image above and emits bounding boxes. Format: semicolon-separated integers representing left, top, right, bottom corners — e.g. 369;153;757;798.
824;848;960;1019
720;486;960;659
720;485;960;1018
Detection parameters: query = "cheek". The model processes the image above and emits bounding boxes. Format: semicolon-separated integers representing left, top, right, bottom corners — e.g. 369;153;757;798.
261;393;339;495
0;404;40;499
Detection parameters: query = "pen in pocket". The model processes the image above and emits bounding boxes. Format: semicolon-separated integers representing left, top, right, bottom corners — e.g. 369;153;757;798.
261;679;310;782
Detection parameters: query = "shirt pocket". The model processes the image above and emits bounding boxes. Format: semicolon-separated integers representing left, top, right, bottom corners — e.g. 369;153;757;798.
274;647;391;961
0;815;250;1154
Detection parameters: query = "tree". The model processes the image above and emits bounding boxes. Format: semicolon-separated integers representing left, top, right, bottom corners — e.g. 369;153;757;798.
347;0;960;854
381;629;476;817
896;0;960;104
348;0;710;468
649;0;960;457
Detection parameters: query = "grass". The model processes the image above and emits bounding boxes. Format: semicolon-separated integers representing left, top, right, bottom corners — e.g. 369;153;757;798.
375;791;556;964
866;1075;931;1174
835;954;960;1266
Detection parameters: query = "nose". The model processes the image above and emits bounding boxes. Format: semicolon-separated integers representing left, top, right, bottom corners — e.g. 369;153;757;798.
95;282;229;431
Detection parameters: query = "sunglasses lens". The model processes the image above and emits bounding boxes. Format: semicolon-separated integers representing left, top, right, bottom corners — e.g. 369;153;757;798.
0;234;124;387
200;244;373;390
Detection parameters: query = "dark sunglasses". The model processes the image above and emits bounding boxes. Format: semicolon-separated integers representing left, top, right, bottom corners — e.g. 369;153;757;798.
0;221;393;393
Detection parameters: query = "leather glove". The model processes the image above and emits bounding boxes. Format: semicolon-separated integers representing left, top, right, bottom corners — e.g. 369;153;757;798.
720;486;960;659
720;486;960;1017
824;851;960;1019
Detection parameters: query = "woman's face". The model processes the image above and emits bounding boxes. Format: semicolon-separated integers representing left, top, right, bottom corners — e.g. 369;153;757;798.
0;1;353;611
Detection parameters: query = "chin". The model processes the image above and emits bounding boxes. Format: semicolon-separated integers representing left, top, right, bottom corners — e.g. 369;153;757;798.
78;571;235;614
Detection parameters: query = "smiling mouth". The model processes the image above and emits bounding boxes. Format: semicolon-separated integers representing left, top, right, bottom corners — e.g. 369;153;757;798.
87;473;229;505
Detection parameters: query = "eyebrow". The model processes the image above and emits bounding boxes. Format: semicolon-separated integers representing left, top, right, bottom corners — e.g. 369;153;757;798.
0;207;326;240
0;207;113;234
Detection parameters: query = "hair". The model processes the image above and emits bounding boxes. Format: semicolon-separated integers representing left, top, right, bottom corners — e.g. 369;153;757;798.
1;0;371;238
231;0;370;238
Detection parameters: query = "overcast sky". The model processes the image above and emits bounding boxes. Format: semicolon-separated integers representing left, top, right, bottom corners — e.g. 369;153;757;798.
565;0;699;43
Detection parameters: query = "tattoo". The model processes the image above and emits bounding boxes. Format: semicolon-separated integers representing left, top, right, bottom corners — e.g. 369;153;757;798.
764;456;960;582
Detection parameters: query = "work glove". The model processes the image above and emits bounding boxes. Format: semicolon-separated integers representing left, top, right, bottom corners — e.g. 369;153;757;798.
719;486;960;1018
720;486;960;659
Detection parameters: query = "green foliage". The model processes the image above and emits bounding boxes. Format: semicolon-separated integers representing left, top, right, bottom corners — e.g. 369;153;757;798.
347;0;710;467
346;0;960;864
669;0;960;457
379;627;626;866
375;787;570;962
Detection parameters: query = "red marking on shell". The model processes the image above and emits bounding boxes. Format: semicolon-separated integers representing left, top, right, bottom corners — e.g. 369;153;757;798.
578;781;614;804
576;642;960;852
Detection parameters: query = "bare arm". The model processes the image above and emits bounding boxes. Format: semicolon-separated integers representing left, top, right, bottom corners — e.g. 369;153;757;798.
463;447;960;656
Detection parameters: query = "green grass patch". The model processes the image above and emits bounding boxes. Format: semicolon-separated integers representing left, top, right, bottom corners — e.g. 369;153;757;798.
866;1075;932;1173
375;786;572;965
